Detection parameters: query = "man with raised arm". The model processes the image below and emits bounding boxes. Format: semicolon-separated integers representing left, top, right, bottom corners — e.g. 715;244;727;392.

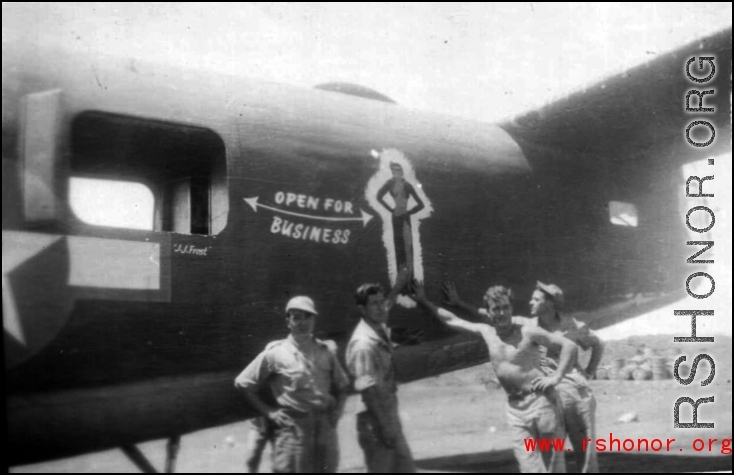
412;282;577;473
444;280;603;472
346;266;415;473
529;282;603;473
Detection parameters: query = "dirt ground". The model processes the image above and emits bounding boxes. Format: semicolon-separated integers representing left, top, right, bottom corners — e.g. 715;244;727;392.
11;335;733;473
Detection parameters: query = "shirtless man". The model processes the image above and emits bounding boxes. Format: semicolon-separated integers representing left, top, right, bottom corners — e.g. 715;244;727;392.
411;282;576;473
444;281;602;472
529;282;603;473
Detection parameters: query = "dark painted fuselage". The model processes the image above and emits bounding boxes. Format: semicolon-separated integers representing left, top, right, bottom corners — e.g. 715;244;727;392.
4;29;730;465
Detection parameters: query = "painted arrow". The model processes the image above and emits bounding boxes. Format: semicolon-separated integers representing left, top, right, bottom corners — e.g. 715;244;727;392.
244;197;374;227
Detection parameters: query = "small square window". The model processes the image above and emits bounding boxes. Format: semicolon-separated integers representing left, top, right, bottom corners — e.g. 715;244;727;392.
609;201;638;227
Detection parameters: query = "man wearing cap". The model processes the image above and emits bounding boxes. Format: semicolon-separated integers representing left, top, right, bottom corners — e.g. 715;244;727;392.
346;267;415;473
235;296;349;473
530;282;603;473
412;281;576;473
442;281;604;472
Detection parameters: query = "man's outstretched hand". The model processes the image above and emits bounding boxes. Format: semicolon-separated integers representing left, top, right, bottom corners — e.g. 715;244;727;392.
442;281;462;307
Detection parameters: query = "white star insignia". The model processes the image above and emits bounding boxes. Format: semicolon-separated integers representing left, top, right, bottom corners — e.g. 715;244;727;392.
3;231;62;345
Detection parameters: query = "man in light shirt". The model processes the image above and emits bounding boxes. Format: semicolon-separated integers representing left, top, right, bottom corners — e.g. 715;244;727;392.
235;296;349;473
346;266;415;473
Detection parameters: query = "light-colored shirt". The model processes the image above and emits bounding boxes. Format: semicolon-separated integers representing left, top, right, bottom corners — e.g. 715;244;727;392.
346;319;399;414
235;335;349;413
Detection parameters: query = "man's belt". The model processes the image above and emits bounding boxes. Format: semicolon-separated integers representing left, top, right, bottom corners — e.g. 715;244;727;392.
507;388;540;402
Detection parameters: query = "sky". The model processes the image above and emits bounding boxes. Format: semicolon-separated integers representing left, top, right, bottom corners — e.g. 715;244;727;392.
3;2;732;124
3;2;732;338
